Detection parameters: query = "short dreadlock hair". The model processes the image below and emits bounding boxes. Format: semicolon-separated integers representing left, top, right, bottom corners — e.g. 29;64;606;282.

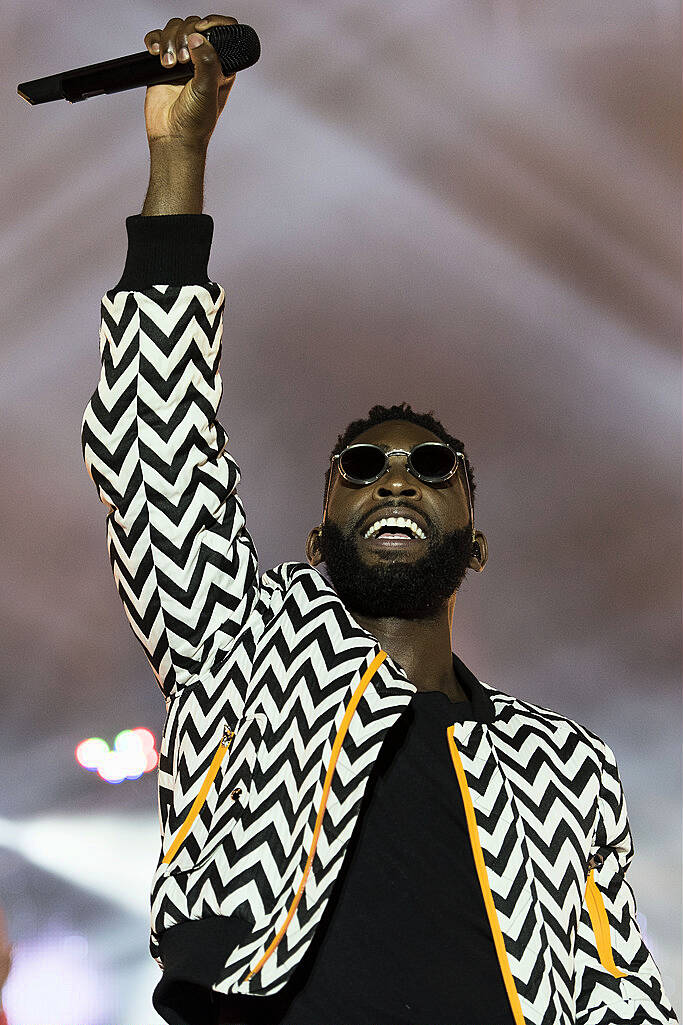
323;401;476;519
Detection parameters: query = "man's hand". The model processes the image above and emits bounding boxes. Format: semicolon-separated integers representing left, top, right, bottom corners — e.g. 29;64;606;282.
142;14;239;150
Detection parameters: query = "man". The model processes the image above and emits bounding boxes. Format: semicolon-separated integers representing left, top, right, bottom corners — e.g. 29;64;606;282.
81;15;678;1025
0;908;10;1025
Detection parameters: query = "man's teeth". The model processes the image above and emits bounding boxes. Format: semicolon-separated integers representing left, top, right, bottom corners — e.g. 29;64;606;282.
363;516;426;540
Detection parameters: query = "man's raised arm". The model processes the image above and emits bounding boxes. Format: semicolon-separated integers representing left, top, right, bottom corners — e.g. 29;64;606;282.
81;15;259;699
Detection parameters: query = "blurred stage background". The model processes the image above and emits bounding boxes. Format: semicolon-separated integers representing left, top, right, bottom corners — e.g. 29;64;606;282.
2;0;681;1021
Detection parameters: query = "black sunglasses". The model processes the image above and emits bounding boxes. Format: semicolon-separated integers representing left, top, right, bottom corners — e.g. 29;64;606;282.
321;442;473;530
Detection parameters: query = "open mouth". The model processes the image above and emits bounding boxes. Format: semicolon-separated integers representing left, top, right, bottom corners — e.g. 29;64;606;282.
365;532;425;549
361;517;427;549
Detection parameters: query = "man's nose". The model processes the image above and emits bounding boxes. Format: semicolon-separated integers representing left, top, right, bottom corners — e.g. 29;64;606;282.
373;463;421;499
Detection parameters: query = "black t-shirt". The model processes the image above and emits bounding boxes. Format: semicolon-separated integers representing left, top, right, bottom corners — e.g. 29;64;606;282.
214;665;515;1025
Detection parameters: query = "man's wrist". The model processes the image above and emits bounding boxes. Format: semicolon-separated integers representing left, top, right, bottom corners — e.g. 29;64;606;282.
142;141;208;216
148;138;209;160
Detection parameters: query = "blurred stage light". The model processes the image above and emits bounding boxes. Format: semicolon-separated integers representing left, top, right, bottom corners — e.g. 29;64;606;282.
74;728;158;783
75;737;108;771
3;931;110;1025
0;812;161;915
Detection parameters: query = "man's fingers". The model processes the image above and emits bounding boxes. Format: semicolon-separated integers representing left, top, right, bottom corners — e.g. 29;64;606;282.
176;16;203;62
144;15;239;66
195;15;238;29
156;17;185;67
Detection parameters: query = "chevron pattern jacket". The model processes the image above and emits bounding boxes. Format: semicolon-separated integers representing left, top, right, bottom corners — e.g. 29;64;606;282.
81;217;677;1025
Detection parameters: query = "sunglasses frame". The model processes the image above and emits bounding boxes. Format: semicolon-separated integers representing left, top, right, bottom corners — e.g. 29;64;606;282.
321;441;474;537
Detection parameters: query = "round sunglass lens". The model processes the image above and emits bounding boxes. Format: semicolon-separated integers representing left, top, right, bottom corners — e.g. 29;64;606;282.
340;445;386;481
411;444;456;479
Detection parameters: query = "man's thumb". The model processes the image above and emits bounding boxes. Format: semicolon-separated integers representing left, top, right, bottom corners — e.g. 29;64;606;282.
186;31;220;92
188;33;207;54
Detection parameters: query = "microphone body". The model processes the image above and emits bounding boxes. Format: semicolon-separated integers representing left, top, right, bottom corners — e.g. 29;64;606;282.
17;24;260;105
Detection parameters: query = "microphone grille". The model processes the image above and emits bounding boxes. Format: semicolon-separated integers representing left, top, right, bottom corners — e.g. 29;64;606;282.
205;24;261;76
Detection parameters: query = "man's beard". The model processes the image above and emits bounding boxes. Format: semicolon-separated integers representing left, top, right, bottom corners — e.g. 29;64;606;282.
318;521;474;619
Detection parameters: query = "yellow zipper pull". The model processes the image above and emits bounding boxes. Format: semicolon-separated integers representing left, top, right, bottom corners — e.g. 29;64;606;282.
222;724;235;748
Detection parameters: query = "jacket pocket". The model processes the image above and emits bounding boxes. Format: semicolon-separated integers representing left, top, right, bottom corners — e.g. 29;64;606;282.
584;853;629;979
162;712;266;874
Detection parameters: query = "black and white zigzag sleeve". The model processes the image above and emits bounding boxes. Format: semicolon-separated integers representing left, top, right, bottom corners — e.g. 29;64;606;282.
81;215;260;698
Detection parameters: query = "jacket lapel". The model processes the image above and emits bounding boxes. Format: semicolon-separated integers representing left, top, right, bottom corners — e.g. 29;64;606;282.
450;719;566;1025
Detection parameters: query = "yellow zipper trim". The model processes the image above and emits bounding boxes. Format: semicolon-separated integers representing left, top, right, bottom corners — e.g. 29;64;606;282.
242;649;388;983
162;726;235;866
446;725;528;1025
585;869;629;978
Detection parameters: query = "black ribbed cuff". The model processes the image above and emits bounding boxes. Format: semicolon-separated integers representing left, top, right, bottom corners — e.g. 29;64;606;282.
112;213;214;291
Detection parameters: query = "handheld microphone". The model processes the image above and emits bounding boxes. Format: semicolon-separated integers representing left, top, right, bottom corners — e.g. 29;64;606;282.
17;23;260;105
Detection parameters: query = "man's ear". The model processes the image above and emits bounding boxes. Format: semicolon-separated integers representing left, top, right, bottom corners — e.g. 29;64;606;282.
468;531;488;572
306;527;323;567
